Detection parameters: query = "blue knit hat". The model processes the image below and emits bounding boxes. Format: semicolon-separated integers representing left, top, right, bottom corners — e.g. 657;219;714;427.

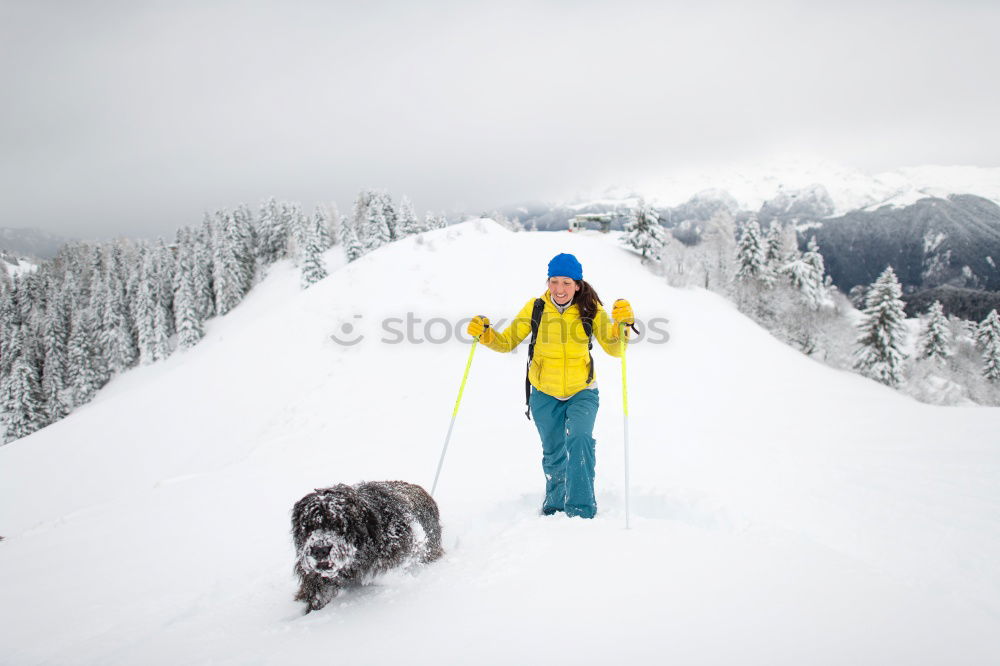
547;253;583;281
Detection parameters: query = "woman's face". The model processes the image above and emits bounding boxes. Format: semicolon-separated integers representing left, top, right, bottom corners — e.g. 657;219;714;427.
547;276;580;305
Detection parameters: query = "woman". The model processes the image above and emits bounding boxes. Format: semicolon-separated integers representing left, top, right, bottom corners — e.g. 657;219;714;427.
467;253;634;519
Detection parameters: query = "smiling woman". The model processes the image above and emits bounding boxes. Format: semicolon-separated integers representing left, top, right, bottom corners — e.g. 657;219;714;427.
466;252;634;518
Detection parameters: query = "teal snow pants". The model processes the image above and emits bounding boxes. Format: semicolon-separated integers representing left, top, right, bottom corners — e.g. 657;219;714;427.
529;387;600;519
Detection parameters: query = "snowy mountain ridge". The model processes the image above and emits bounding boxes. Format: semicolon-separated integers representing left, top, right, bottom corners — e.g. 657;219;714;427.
0;226;73;260
563;160;1000;217
1;220;999;664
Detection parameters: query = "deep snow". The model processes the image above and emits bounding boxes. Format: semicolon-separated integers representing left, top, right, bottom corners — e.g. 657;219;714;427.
2;221;999;665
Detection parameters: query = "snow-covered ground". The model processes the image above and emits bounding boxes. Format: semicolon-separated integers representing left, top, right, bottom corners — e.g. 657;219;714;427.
2;256;37;277
2;221;999;665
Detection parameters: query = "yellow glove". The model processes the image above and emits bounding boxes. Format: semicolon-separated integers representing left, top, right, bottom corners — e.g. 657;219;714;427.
467;315;495;343
612;299;634;326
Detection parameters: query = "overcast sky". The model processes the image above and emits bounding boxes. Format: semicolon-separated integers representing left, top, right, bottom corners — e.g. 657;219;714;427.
2;0;998;239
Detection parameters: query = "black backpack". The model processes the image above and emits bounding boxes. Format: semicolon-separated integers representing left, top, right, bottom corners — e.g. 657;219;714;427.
524;298;593;420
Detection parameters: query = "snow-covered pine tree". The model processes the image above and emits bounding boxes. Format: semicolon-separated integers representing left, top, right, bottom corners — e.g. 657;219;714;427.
20;276;42;329
256;197;287;266
976;309;1000;382
211;210;253;316
88;242;104;291
735;218;767;283
41;290;72;420
174;273;202;350
231;204;258;290
422;212;435;233
1;346;47;442
68;306;109;404
731;217;776;319
52;245;80;308
622;198;666;263
285;205;309;259
312;205;333;249
103;243;138;372
153;289;171;357
207;213;231;315
171;227;191;296
0;315;23;377
0;278;17;334
174;235;204;349
397;196;420;237
340;215;364;262
324;202;341;247
853;266;908;387
153;239;176;338
764;220;785;267
780;237;826;310
67;243;96;307
434;214;448;230
364;197;392;253
803;236;825;279
975;310;999;351
41;350;70;422
918;300;951;363
376;191;399;242
87;266;108;346
233;204;258;270
350;190;375;252
135;248;169;364
300;211;329;288
229;209;256;298
287;207;306;258
192;224;215;320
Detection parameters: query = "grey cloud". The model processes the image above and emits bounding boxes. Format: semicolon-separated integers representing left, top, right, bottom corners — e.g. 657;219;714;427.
1;0;997;238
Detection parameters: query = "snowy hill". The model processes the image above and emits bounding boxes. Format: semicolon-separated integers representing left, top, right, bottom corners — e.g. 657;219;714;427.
2;221;999;665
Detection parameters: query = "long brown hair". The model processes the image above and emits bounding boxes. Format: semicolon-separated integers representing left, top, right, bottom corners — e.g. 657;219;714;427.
574;279;602;327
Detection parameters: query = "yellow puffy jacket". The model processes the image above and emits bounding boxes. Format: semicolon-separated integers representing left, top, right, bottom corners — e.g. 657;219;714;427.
483;291;624;399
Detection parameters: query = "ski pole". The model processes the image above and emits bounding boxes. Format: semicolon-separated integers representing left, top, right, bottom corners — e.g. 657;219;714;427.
620;322;631;530
431;335;479;497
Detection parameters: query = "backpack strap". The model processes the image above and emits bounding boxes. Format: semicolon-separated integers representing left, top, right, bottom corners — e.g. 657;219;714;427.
524;298;545;420
582;316;594;384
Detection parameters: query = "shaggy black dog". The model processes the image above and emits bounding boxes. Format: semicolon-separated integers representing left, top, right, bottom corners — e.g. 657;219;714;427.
291;480;443;613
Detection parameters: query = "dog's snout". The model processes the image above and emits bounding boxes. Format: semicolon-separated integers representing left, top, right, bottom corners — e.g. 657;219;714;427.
311;545;333;559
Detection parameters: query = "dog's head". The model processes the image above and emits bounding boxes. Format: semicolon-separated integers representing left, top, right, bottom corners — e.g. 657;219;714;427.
292;485;373;577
